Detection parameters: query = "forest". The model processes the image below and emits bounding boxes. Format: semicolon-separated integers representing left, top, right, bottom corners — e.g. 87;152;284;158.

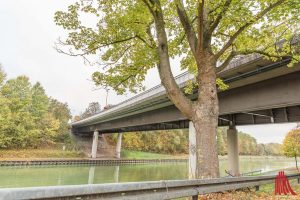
0;66;71;148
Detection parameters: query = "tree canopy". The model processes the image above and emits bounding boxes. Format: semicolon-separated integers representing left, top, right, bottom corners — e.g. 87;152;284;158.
55;0;300;94
0;67;71;148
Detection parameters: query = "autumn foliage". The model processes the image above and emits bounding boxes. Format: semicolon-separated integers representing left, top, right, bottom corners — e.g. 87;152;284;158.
0;66;71;148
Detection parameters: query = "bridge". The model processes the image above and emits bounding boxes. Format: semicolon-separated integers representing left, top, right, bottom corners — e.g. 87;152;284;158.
71;52;300;177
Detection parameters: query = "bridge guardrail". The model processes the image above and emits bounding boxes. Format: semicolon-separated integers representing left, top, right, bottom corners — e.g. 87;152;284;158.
0;173;299;200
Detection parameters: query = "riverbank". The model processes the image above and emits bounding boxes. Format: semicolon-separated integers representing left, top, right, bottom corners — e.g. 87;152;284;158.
0;149;84;160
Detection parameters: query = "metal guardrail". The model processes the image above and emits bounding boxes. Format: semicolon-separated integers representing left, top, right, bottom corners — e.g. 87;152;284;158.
0;173;299;200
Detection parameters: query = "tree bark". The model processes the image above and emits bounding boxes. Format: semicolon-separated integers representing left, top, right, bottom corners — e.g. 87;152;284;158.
192;51;220;178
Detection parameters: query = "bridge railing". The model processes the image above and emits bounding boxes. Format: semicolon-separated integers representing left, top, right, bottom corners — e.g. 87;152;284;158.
1;173;299;200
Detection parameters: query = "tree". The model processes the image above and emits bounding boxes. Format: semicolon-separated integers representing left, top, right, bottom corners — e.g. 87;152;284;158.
80;102;101;119
48;98;71;142
0;66;72;148
283;129;300;171
31;82;49;119
1;76;40;147
55;0;300;178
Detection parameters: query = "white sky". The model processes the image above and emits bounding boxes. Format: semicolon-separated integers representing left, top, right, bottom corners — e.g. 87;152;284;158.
0;0;297;144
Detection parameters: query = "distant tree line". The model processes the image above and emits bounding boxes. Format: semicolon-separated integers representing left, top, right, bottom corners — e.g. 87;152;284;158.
0;66;71;148
217;128;283;156
108;128;283;156
79;102;101;119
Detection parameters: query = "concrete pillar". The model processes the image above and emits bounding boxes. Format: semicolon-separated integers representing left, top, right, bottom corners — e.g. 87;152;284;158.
189;121;197;179
227;126;240;176
116;133;123;159
91;130;99;159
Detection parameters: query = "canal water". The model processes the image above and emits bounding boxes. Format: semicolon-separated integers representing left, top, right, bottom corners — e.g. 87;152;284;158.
0;157;295;188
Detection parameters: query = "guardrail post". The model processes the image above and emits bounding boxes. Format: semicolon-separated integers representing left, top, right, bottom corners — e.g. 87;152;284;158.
255;185;259;191
189;121;197;179
227;126;240;176
91;130;99;159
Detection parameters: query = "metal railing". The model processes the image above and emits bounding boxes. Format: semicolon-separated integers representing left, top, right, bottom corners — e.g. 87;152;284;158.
0;173;299;200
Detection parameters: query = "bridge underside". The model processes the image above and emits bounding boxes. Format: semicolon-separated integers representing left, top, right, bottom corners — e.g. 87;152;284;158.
73;70;300;136
73;105;300;135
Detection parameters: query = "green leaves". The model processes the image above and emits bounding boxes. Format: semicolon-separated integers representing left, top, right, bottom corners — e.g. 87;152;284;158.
55;0;299;95
0;68;71;148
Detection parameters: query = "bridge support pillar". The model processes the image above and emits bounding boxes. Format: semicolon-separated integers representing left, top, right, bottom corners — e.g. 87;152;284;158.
189;121;196;179
116;133;123;159
227;126;240;176
91;130;99;159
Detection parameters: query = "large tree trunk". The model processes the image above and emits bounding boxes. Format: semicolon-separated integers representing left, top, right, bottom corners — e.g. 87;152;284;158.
149;1;220;179
192;52;220;178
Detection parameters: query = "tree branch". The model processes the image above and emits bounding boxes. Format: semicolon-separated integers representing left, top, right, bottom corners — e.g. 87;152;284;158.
197;0;205;51
142;0;193;119
215;0;285;59
207;0;232;37
175;0;198;55
216;51;237;73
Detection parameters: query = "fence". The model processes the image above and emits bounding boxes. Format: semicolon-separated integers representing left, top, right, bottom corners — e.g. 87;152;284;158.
0;159;188;166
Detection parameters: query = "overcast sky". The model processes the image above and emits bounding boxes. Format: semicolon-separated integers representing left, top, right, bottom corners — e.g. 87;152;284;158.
0;0;297;144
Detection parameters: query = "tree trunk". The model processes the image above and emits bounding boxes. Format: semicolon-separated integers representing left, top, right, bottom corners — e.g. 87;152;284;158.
295;155;299;172
149;2;220;179
192;52;220;178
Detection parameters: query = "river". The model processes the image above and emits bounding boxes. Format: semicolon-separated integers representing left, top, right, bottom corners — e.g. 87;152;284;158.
0;157;295;188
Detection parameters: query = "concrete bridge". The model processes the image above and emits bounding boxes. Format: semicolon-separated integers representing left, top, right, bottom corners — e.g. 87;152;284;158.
71;53;300;177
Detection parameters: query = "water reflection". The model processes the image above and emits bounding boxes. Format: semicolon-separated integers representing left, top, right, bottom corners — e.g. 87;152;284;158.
0;158;295;188
88;166;95;184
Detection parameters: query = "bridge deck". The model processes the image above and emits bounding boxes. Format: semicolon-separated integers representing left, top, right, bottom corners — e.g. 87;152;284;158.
71;54;300;134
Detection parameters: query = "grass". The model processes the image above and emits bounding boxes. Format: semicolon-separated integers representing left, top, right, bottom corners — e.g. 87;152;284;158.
0;148;84;160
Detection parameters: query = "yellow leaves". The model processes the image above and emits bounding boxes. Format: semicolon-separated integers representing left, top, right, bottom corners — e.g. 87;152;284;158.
282;129;300;157
199;188;300;200
216;78;229;91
